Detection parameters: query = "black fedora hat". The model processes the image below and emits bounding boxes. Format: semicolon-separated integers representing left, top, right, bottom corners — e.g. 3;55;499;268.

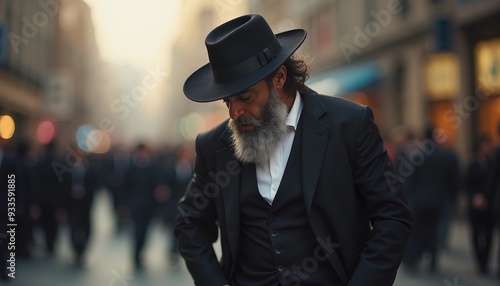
183;14;307;102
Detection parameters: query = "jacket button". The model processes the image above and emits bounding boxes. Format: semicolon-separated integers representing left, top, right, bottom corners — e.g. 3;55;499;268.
275;248;283;255
271;231;278;238
277;265;285;272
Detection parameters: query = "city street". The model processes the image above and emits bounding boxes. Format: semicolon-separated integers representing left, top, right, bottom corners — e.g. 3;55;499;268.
2;1;500;286
8;191;500;286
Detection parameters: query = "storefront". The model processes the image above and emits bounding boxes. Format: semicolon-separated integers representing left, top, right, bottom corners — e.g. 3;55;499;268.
424;52;460;147
308;61;383;125
474;37;500;142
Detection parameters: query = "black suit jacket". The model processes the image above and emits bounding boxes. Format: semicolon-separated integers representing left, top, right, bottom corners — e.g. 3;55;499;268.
175;89;412;286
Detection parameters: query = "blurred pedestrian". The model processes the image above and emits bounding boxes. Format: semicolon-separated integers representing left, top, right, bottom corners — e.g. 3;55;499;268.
175;14;412;286
66;148;99;267
124;143;160;269
33;141;68;256
466;135;495;275
15;139;39;258
104;144;130;233
488;123;500;278
388;125;413;165
160;146;194;267
403;126;459;272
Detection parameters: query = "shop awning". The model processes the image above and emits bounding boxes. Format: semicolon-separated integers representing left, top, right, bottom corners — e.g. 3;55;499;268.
308;62;382;96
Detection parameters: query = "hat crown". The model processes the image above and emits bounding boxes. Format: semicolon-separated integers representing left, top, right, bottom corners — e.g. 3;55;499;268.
183;14;306;102
205;14;278;82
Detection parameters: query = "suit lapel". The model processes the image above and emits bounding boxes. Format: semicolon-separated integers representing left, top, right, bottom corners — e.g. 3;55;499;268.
217;129;241;270
301;90;330;217
301;91;351;285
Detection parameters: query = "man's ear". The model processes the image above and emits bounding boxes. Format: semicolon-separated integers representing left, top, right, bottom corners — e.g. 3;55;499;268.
273;65;287;90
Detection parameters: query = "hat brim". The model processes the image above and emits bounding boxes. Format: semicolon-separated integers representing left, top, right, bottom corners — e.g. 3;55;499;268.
183;29;307;102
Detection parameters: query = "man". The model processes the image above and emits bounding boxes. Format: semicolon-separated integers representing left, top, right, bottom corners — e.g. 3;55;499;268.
124;143;160;269
466;135;495;275
66;147;99;267
402;126;459;272
175;14;412;286
488;123;500;278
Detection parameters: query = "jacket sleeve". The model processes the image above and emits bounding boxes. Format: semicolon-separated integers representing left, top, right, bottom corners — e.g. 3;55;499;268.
174;136;229;286
348;106;413;286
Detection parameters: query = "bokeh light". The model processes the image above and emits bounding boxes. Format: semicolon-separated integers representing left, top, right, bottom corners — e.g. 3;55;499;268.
36;119;57;144
179;113;205;141
0;115;15;139
92;130;111;154
76;124;101;153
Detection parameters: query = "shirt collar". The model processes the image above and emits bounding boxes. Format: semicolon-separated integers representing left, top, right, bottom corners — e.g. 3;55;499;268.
285;91;303;130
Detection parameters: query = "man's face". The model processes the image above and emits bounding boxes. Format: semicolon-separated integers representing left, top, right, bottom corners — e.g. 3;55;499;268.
223;80;271;132
226;79;289;163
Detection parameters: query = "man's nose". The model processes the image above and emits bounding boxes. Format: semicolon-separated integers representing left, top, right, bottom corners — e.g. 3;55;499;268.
228;101;245;120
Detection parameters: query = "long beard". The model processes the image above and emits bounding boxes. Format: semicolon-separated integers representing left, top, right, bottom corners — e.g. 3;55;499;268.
228;88;289;163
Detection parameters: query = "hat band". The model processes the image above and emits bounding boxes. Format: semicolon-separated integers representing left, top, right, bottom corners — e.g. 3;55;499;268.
212;38;281;83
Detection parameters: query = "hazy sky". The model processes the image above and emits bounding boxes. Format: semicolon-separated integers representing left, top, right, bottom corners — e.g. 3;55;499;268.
83;0;181;68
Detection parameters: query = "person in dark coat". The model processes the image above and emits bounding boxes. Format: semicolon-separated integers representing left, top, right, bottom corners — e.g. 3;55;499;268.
15;139;39;258
403;126;460;272
66;149;99;267
466;135;495;274
124;143;160;269
104;145;130;232
33;141;68;255
487;124;500;279
175;15;412;286
160;146;194;266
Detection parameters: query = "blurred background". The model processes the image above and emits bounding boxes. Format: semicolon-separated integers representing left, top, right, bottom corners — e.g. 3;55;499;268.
0;0;500;285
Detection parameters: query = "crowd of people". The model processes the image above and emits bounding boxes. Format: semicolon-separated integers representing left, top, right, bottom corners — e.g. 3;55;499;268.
0;139;194;280
1;123;499;281
386;124;500;278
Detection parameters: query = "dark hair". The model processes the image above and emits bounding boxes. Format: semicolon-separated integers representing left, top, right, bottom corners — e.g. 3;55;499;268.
266;55;310;96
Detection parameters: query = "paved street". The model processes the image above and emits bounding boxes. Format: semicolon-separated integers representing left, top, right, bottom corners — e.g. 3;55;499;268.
7;191;500;286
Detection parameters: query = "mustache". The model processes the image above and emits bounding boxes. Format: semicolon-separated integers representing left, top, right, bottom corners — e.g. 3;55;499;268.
233;116;262;127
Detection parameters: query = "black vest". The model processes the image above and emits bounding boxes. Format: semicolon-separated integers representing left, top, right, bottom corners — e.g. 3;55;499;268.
234;120;339;286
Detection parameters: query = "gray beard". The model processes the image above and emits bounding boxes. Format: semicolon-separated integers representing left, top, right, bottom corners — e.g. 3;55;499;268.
228;88;289;163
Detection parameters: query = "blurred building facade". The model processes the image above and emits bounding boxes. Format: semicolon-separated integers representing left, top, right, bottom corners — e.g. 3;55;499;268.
164;0;248;143
0;0;100;149
250;0;500;161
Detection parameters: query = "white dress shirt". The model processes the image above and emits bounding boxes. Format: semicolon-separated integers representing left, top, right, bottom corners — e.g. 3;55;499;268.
256;92;303;205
